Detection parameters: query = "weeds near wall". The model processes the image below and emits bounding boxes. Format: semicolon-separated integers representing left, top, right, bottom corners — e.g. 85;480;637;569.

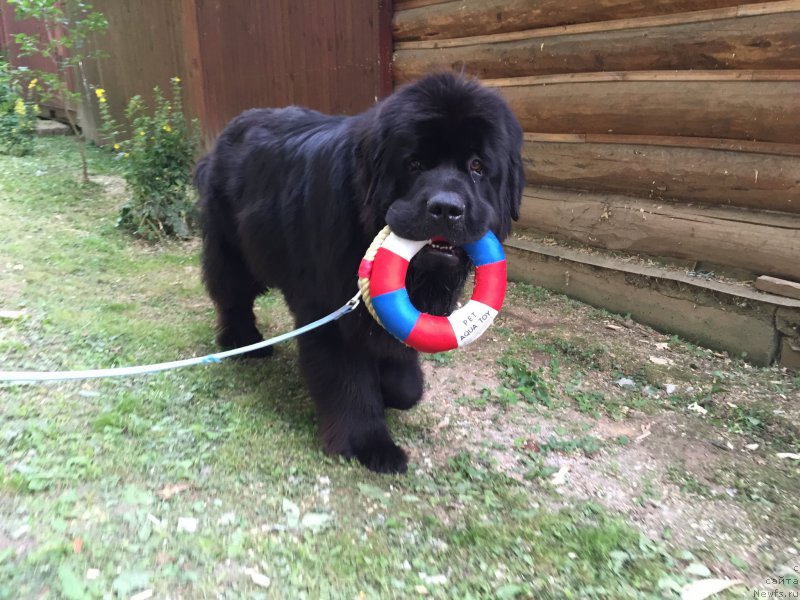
98;77;200;240
0;62;37;156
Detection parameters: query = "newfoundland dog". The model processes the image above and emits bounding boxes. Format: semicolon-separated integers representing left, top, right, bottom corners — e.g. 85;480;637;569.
196;73;524;474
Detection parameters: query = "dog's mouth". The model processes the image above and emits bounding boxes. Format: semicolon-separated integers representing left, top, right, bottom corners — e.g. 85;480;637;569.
428;236;456;255
412;237;464;270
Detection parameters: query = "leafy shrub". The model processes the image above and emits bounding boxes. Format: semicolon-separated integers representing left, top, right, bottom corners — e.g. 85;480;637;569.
0;63;37;156
98;77;199;239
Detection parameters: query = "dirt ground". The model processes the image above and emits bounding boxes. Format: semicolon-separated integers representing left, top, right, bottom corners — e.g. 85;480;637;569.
407;283;800;589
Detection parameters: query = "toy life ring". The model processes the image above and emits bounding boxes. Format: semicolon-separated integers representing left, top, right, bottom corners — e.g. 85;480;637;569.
357;226;507;353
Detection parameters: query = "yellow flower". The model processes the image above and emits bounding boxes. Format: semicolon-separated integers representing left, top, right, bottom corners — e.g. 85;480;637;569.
162;124;172;133
94;88;106;102
171;76;181;84
28;78;38;90
14;98;26;116
138;131;145;136
113;143;120;150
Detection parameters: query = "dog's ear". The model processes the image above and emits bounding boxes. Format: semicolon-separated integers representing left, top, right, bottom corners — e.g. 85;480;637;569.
353;112;390;231
497;109;525;238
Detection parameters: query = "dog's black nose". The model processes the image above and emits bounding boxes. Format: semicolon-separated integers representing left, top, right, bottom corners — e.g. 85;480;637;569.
427;192;464;223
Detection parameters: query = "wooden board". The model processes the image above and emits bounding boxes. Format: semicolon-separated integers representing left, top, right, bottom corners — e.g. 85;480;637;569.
504;236;781;364
517;187;800;280
487;73;800;144
393;11;800;83
393;0;780;41
755;276;800;299
522;137;800;213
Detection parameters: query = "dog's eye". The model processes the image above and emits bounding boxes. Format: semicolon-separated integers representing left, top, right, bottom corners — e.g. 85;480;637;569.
469;159;483;175
408;159;423;173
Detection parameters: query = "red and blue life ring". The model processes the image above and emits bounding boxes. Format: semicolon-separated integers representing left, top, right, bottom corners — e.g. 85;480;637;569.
357;228;506;353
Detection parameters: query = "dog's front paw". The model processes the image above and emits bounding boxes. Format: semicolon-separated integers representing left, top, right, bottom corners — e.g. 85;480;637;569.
353;437;409;474
216;330;274;359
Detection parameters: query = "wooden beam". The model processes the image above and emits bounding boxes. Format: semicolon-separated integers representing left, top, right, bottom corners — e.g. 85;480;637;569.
484;69;800;85
393;11;800;83
393;0;790;42
517;187;800;280
487;74;800;144
504;236;784;364
393;0;450;11
522;138;800;213
755;276;800;300
523;133;800;157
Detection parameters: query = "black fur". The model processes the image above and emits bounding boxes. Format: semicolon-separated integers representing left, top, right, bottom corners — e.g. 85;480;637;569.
196;73;524;474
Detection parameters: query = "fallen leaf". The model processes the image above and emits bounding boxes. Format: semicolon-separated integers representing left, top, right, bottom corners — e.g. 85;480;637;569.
744;444;759;451
777;453;800;460
649;356;672;366
551;465;570;486
157;483;191;500
687;403;708;416
72;537;83;554
434;416;450;432
130;591;154;600
176;517;198;533
605;323;623;331
300;512;333;532
244;567;271;588
681;578;743;600
522;440;540;452
635;424;652;443
0;310;27;320
684;563;712;578
282;498;300;527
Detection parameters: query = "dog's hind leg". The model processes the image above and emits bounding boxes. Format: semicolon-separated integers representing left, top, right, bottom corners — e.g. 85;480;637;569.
201;228;273;358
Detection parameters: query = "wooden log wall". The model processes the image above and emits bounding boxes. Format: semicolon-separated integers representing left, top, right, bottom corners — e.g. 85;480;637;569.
393;0;800;281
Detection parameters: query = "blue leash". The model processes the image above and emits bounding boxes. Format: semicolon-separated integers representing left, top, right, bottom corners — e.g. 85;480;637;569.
0;292;361;383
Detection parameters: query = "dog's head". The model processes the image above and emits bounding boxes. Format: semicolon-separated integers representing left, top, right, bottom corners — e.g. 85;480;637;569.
356;73;524;274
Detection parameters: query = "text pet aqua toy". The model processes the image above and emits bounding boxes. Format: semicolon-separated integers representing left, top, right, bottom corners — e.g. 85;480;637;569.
358;226;507;353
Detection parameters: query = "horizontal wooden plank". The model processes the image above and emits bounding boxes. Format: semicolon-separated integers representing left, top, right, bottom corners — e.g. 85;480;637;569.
490;75;800;143
393;11;800;83
755;276;800;300
393;0;450;11
517;187;800;279
504;236;783;364
484;69;800;85
524;133;800;157
393;0;787;42
523;138;800;213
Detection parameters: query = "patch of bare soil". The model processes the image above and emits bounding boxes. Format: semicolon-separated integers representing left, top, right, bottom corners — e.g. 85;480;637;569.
406;283;800;588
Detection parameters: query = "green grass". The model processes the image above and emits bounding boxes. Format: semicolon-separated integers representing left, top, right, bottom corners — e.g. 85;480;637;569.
0;138;774;598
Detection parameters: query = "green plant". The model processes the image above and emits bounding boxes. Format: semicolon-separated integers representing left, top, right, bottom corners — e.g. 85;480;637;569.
0;62;37;156
98;77;199;239
498;355;554;407
572;389;606;417
8;0;108;181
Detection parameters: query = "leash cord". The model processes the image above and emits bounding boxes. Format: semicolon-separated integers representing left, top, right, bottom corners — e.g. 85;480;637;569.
0;292;362;383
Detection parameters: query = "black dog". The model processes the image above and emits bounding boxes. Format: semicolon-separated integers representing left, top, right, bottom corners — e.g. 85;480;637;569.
196;73;523;474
